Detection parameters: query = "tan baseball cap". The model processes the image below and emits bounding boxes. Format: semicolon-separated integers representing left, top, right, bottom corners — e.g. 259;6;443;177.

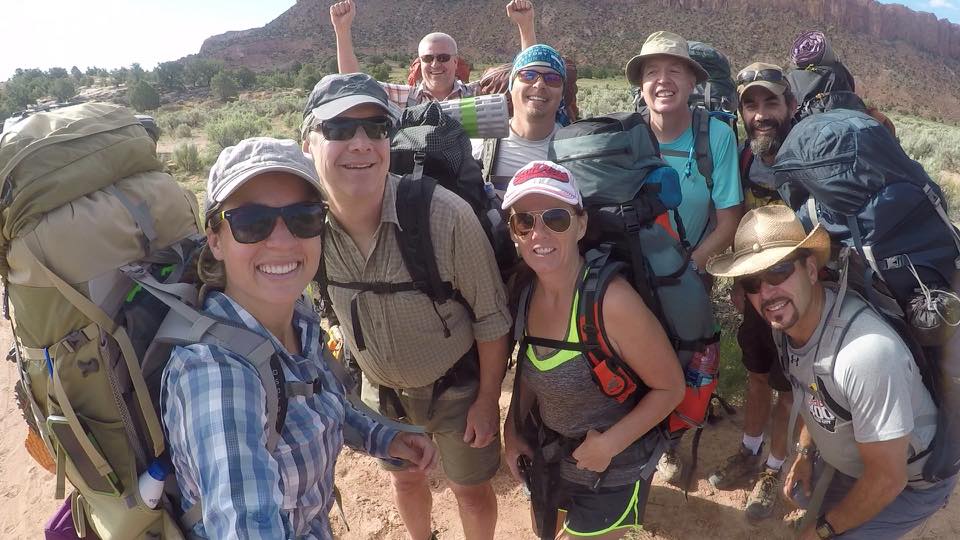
736;62;789;98
625;31;709;86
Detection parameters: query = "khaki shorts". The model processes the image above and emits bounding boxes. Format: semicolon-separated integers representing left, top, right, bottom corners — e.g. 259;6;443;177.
362;375;501;486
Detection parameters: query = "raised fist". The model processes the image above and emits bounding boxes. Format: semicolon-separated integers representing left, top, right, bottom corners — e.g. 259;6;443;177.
506;0;535;26
330;0;356;31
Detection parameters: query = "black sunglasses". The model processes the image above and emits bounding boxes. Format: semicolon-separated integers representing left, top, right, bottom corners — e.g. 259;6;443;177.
509;208;576;237
316;116;392;141
420;53;452;64
739;257;803;294
736;68;786;87
515;69;564;88
210;202;326;244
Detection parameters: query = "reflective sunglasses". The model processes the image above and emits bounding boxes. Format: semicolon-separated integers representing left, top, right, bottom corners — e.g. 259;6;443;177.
739;257;802;294
736;68;786;86
509;208;575;237
316;116;392;141
515;69;564;88
210;202;326;244
420;53;452;64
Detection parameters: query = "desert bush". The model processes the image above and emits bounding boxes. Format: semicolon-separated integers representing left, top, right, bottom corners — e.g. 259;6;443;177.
172;143;203;173
205;110;270;150
173;124;192;138
156;108;206;131
128;81;160;111
368;63;391;82
576;82;633;119
211;72;239;102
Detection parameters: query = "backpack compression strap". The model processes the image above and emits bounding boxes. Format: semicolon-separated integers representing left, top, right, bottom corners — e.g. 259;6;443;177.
480;138;501;185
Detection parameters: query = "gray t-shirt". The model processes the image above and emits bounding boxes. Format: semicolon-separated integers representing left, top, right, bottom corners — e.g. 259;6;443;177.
471;124;559;191
782;288;938;480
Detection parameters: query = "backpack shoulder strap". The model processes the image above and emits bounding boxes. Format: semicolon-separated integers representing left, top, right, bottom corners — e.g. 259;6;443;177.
480;137;501;184
738;144;754;181
691;107;714;192
396;174;448;304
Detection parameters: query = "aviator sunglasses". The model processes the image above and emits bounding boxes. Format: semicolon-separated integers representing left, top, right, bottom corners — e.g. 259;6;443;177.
210;202;327;244
420;53;453;64
736;68;786;86
515;69;564;88
315;116;393;141
739;256;804;294
509;208;576;237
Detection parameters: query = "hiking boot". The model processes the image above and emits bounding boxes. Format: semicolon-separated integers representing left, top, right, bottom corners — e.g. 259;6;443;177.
707;443;764;490
657;448;684;485
745;466;781;523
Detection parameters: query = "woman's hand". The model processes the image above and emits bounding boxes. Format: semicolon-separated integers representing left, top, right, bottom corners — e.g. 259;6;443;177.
504;421;535;484
571;429;616;473
388;432;439;472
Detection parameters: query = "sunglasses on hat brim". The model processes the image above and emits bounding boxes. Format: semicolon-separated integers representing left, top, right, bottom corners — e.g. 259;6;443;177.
209;202;326;244
736;68;786;87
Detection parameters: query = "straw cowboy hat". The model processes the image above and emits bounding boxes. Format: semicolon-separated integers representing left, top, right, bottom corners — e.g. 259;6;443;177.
706;206;831;278
625;31;710;86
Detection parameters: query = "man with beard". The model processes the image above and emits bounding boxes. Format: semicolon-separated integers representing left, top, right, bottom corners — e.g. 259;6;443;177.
707;63;798;522
473;43;570;193
706;206;956;540
330;0;537;110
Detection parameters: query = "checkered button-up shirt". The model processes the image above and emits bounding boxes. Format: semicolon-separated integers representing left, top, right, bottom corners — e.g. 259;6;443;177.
322;174;511;398
161;291;398;539
381;79;479;110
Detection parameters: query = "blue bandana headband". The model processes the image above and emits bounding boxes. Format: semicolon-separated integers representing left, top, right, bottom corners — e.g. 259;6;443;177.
509;44;570;126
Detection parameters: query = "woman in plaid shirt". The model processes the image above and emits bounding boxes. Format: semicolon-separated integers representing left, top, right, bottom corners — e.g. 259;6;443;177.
161;138;437;539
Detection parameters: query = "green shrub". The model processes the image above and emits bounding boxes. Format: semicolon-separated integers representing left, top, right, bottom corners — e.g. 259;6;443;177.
368;63;390;82
205;111;269;150
173;124;192;138
211;72;239;102
128;81;160;111
157;108;205;131
172;143;203;173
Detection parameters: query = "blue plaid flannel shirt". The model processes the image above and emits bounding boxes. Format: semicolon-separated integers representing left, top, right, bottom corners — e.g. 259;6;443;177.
161;291;398;539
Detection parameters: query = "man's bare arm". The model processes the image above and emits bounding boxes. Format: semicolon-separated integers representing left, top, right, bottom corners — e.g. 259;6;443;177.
331;0;361;73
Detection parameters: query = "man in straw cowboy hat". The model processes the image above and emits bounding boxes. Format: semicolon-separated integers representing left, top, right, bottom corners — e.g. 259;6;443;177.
706;206;956;540
625;30;743;483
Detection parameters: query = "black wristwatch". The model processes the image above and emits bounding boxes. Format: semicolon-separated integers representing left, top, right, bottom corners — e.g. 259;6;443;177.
815;514;837;539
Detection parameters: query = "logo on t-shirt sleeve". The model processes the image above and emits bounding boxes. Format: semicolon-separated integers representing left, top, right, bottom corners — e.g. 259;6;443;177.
807;394;837;433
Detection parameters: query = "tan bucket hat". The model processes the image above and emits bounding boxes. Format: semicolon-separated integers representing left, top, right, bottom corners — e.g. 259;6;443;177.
706;206;831;278
625;31;709;86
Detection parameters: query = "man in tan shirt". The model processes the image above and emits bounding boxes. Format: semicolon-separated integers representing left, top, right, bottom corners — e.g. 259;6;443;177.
302;73;511;540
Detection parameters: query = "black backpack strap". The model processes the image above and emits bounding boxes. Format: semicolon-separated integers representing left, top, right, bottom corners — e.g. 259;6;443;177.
691;107;714;193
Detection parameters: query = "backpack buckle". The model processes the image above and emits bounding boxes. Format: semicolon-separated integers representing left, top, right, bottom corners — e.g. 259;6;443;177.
881;255;905;270
619;203;642;233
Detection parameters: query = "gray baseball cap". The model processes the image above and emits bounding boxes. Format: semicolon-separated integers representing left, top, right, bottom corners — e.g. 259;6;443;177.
205;137;322;218
303;73;399;123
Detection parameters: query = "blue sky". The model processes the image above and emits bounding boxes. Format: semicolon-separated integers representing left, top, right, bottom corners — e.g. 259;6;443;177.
1;0;956;82
878;0;958;22
0;1;295;81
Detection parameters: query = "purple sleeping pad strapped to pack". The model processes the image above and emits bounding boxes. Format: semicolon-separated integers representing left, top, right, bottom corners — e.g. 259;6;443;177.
44;498;99;540
792;30;832;68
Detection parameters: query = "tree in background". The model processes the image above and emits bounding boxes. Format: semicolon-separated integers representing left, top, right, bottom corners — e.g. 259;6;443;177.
210;72;239;102
128;81;160;111
110;67;130;86
231;67;257;90
368;63;390;82
47;67;68;79
184;58;224;87
50;79;76;102
156;61;186;91
296;64;321;91
70;66;83;82
128;63;146;86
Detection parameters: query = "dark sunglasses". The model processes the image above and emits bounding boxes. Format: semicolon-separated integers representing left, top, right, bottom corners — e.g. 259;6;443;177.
316;116;392;141
515;69;564;88
210;202;326;244
509;208;575;237
736;68;786;86
739;257;803;294
420;53;452;64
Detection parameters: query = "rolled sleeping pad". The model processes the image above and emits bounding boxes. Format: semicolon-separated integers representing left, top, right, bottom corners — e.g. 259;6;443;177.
438;94;510;139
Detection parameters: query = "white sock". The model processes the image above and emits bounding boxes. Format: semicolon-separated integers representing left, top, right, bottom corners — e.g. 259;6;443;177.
742;433;764;455
766;454;785;471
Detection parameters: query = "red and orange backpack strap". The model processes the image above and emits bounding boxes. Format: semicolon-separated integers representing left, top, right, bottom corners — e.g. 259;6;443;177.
574;249;647;404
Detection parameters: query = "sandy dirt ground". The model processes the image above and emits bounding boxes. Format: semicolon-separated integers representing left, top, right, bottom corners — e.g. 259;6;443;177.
1;320;958;539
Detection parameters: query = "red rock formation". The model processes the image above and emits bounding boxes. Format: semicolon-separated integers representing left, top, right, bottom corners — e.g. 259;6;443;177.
657;0;960;59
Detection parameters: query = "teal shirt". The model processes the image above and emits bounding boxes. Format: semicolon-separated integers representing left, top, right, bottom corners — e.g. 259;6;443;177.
660;117;741;247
